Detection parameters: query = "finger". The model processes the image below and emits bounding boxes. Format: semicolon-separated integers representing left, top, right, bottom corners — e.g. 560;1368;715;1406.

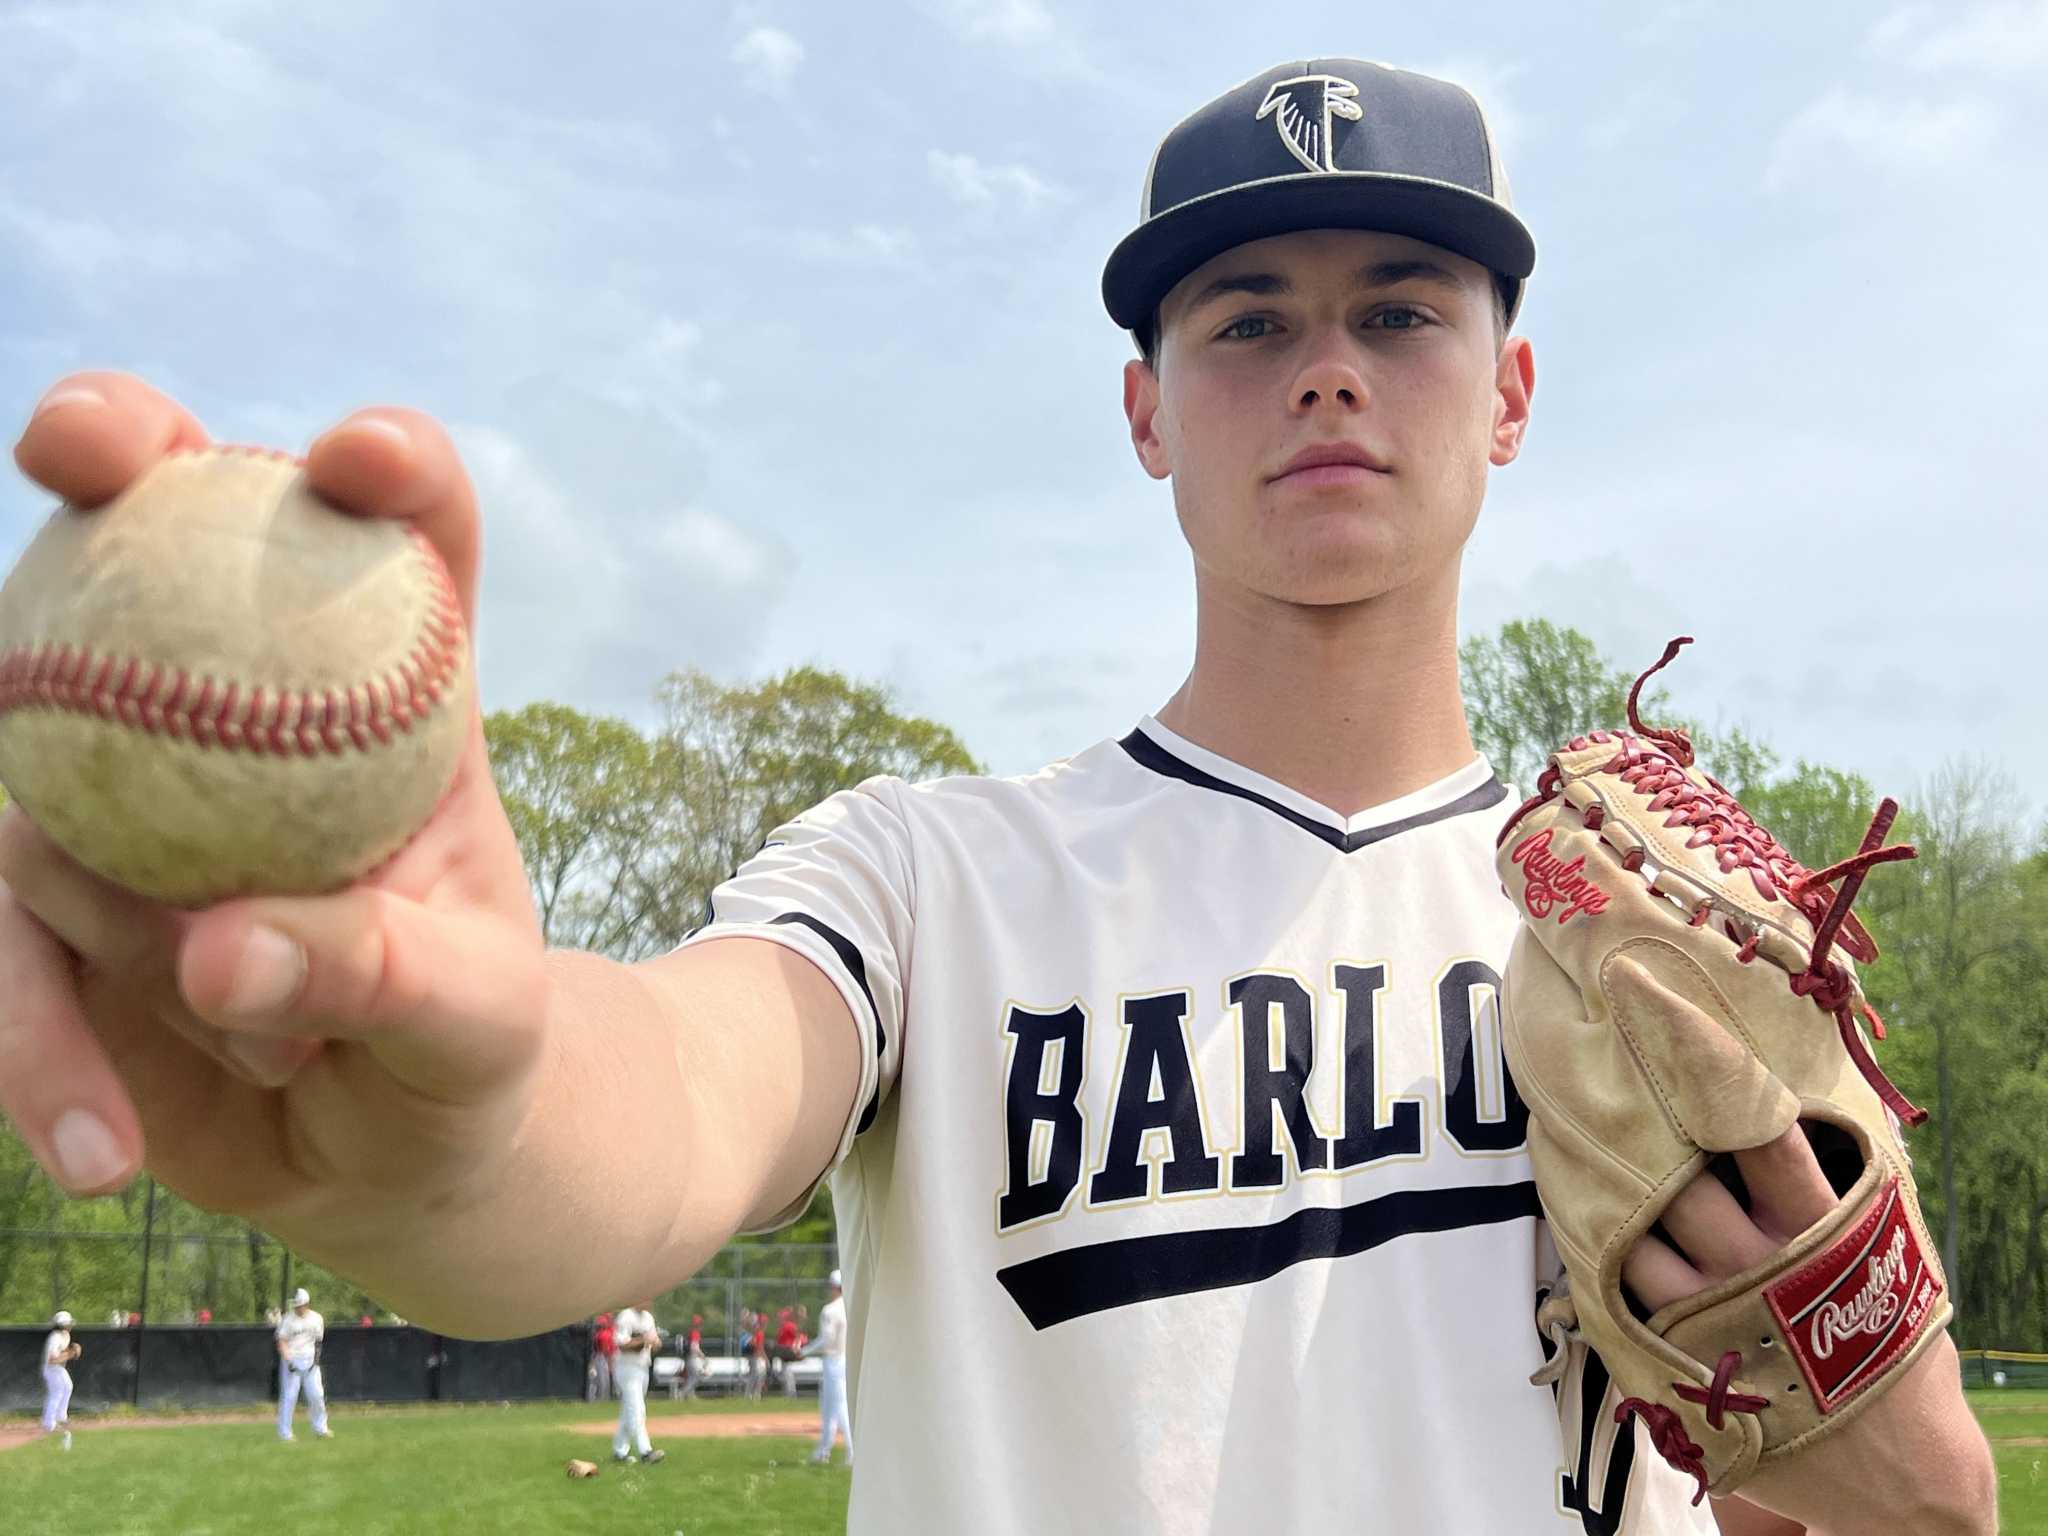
1732;1123;1840;1243
176;889;547;1101
0;814;320;1087
13;371;211;507
303;409;481;633
1658;1168;1783;1280
0;810;178;974
0;878;143;1193
1623;1230;1709;1315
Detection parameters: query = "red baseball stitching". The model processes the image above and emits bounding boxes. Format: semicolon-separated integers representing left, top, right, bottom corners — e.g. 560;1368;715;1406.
0;450;466;758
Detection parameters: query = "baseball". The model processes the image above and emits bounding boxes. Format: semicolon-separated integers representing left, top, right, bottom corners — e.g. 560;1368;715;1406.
0;445;472;905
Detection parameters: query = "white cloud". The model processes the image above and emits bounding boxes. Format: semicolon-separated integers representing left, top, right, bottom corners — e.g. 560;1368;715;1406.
926;0;1054;44
927;149;1060;210
793;223;918;266
1764;86;1995;190
730;25;803;93
1868;1;2048;75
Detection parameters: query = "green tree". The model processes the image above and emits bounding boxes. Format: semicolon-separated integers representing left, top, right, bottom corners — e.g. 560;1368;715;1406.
486;702;682;957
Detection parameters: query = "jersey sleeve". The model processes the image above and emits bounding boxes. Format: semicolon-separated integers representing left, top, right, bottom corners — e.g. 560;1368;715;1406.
672;774;915;1231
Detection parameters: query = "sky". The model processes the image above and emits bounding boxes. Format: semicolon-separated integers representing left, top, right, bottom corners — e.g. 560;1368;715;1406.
2;0;2042;822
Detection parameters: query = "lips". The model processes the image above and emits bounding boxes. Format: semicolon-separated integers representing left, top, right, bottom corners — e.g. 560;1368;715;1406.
1270;443;1391;482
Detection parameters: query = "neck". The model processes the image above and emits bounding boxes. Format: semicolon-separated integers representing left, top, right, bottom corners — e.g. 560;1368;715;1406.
1155;559;1476;817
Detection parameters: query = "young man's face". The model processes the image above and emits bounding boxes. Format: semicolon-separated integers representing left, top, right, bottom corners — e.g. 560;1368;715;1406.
1123;227;1534;608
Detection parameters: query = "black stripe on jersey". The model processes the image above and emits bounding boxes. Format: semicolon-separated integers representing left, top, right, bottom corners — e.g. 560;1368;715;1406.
1556;1338;1641;1534
994;1180;1541;1328
1117;730;1510;853
768;913;887;1134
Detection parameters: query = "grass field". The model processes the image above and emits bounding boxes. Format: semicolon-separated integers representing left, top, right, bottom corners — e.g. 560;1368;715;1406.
0;1396;849;1535
3;1388;2045;1532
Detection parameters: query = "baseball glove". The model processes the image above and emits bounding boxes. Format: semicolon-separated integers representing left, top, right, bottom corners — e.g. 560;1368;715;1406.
565;1458;600;1479
1496;637;1949;1503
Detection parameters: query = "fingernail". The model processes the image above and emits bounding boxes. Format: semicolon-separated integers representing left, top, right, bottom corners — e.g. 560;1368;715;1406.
222;926;306;1018
50;1109;127;1189
30;385;107;421
224;1035;312;1086
347;415;411;452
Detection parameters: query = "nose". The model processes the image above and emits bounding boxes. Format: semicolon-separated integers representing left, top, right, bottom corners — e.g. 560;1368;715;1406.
1290;332;1370;415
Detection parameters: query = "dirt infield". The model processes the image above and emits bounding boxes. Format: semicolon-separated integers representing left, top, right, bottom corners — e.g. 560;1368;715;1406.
2;1405;819;1455
563;1411;814;1439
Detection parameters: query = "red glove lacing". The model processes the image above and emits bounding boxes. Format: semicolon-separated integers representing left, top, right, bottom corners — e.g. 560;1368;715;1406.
1499;638;1924;1125
1618;1348;1774;1505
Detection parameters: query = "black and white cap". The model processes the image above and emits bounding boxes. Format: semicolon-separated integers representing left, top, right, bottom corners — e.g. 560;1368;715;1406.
291;1288;311;1306
1102;59;1535;342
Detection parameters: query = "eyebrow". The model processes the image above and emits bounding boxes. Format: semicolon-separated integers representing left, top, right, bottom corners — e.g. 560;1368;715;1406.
1178;258;1471;317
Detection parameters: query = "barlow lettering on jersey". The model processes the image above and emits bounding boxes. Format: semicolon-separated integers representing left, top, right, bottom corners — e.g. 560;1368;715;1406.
680;717;1717;1534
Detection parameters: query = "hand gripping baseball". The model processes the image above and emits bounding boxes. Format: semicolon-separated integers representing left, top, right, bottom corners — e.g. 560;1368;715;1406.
1497;639;1949;1506
0;374;549;1291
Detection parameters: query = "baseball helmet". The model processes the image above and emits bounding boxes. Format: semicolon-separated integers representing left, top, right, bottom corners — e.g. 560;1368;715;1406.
53;1310;73;1327
1103;58;1535;347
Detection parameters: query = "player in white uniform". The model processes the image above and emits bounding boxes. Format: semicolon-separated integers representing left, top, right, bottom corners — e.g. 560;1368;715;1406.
41;1310;79;1444
0;52;1994;1536
274;1288;331;1440
610;1303;666;1465
802;1270;852;1467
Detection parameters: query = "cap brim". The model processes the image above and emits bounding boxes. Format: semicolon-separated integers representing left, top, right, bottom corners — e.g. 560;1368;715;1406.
1102;172;1535;334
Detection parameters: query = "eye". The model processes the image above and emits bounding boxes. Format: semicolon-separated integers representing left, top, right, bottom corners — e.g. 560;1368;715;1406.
1217;315;1278;342
1369;306;1433;331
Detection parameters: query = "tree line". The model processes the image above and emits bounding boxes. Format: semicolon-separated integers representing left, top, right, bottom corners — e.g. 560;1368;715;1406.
2;624;2043;1350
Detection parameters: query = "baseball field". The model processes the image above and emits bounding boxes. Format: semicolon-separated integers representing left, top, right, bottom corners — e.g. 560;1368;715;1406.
2;1389;2042;1532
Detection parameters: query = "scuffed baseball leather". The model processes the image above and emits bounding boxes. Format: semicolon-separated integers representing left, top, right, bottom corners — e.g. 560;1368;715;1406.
1497;639;1950;1503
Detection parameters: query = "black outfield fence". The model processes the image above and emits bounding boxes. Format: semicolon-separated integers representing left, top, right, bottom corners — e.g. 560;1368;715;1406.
1;1323;590;1415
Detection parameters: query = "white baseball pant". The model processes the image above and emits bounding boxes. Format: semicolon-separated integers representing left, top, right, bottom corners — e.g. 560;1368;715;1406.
612;1362;652;1457
814;1357;852;1461
278;1360;328;1438
41;1365;73;1432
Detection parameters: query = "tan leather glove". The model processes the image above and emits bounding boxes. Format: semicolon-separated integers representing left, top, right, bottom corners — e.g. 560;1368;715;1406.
1497;638;1949;1504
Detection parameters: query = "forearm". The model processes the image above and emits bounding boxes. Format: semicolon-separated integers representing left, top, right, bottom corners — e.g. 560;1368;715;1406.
288;950;757;1336
1732;1336;1996;1535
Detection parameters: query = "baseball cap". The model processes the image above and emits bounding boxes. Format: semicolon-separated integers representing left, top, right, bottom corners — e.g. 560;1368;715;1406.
828;1269;842;1288
290;1288;310;1306
53;1310;72;1327
1102;59;1535;346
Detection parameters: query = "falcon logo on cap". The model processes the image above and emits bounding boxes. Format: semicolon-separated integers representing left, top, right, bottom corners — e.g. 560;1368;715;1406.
1255;74;1362;174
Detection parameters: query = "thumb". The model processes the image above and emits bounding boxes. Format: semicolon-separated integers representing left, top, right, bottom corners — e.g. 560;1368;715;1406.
175;888;547;1104
1602;948;1798;1153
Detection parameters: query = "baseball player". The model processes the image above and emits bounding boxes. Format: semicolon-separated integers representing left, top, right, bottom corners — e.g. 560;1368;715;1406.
40;1310;79;1444
609;1302;666;1465
274;1288;331;1441
0;53;1996;1536
802;1271;851;1467
682;1315;706;1400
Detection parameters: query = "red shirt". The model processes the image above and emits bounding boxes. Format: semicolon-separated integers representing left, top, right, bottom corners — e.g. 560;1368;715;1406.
595;1322;616;1357
777;1319;801;1349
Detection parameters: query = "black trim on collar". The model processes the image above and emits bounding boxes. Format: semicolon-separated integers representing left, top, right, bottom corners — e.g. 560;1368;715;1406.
1118;729;1509;853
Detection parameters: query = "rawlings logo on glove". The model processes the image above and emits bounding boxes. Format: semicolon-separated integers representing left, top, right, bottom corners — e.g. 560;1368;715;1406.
1497;638;1951;1503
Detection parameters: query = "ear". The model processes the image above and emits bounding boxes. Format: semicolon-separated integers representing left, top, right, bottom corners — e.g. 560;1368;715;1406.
1489;335;1536;467
1122;358;1172;481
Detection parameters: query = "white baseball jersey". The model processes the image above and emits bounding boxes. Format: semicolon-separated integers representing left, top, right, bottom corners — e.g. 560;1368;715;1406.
275;1309;323;1368
43;1329;70;1368
814;1297;847;1360
613;1308;658;1369
679;718;1718;1534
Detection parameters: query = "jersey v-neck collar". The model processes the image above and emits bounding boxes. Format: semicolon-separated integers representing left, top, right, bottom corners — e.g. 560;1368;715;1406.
1118;716;1509;855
